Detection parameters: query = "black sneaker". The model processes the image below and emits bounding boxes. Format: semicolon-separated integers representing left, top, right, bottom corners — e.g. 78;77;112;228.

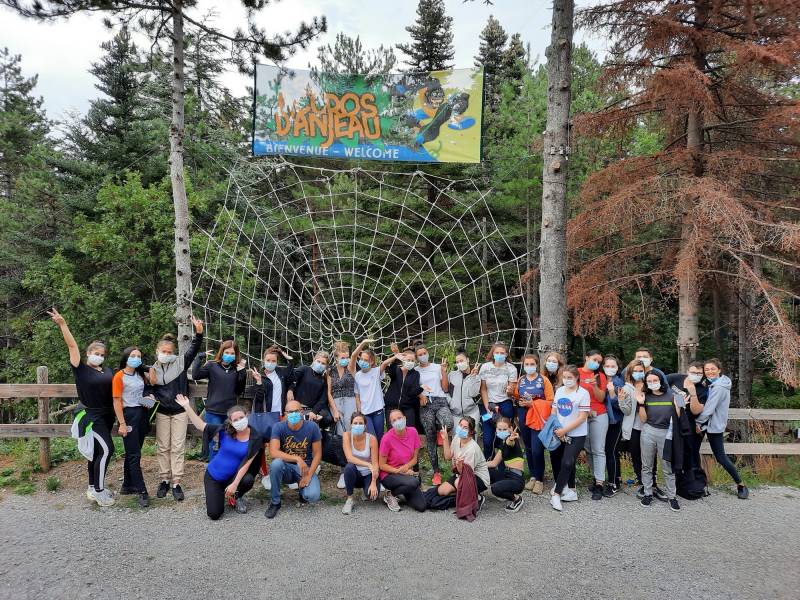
669;498;681;512
119;486;137;495
591;485;603;501
137;492;150;508
603;483;617;498
172;484;184;501
234;496;247;514
640;495;653;507
636;485;645;499
265;503;281;519
737;485;749;500
654;486;668;502
298;492;308;506
478;494;486;512
505;495;524;513
156;481;169;499
586;483;597;494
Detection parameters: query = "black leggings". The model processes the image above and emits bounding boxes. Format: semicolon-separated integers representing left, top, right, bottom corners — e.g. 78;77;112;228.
551;435;585;495
381;473;427;512
605;420;623;487
86;409;115;492
702;431;742;485
203;470;256;520
122;406;148;493
489;466;524;501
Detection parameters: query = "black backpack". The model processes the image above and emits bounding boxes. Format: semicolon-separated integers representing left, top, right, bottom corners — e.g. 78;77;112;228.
676;467;709;500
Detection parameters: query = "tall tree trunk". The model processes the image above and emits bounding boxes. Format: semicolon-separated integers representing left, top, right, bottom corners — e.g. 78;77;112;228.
737;256;761;407
480;216;488;330
170;3;193;353
538;0;573;360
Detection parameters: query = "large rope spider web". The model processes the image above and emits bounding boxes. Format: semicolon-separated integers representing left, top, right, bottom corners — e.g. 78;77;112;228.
191;158;534;363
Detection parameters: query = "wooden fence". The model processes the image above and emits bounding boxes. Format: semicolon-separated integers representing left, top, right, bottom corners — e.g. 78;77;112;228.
1;367;798;472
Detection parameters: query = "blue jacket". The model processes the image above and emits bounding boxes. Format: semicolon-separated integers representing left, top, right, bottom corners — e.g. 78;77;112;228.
537;414;562;452
605;374;625;425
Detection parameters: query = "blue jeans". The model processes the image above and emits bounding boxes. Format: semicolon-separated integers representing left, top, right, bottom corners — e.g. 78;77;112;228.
516;407;546;481
204;411;226;461
268;459;320;506
481;399;515;458
249;412;281;441
364;409;385;446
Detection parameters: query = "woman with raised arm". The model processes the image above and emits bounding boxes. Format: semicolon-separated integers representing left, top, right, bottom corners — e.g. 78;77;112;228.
49;308;115;507
341;412;380;515
329;341;356;434
148;316;203;502
350;339;393;445
435;416;489;508
176;394;263;520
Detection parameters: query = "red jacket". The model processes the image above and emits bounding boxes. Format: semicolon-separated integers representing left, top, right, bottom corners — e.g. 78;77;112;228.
455;463;479;522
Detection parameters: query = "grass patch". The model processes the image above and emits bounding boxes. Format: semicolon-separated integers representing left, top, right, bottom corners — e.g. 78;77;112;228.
45;476;61;492
0;474;19;488
14;482;36;495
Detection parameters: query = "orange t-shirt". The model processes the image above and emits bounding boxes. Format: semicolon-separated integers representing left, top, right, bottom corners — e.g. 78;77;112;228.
578;367;607;414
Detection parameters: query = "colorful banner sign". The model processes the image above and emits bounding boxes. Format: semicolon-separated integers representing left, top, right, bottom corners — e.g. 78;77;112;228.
252;65;484;163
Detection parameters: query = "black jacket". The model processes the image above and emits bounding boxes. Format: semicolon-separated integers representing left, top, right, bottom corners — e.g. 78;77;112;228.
290;365;328;414
202;423;264;478
191;359;247;416
384;360;423;410
663;409;692;473
251;361;294;414
151;333;203;415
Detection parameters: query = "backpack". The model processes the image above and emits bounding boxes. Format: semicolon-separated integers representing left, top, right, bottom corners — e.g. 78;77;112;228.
676;467;708;500
70;409;94;461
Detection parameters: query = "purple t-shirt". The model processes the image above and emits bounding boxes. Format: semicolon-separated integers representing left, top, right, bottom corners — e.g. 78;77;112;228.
378;427;421;480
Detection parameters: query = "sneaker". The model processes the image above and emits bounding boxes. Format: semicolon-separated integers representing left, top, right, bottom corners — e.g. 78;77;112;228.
477;494;486;512
119;486;137;495
640;495;653;507
591;485;603;501
525;479;536;492
561;488;578;502
265;503;281;519
86;486;94;501
342;498;354;515
505;495;524;513
550;494;562;512
156;481;169;499
138;492;150;508
431;472;442;486
532;480;544;495
669;498;681;512
261;476;272;491
737;485;749;500
298;491;309;506
235;496;248;514
654;486;668;502
636;485;645;499
383;492;401;512
336;473;346;489
587;483;597;494
603;483;618;498
91;488;115;507
288;482;299;490
172;484;184;502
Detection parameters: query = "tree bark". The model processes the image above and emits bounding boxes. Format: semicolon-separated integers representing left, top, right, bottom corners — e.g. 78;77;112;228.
737;256;761;407
538;0;573;360
170;3;193;354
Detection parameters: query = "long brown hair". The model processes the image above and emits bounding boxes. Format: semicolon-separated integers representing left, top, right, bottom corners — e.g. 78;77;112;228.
214;339;241;365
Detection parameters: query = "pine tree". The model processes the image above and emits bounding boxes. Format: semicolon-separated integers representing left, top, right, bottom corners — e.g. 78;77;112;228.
474;15;507;110
397;0;455;72
501;33;527;86
312;33;397;85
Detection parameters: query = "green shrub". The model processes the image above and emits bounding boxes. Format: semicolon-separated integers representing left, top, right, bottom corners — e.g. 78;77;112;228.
45;476;61;492
14;482;36;495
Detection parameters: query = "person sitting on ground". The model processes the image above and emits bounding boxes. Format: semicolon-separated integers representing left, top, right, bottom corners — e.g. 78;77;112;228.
378;408;426;513
435;416;489;510
265;400;323;519
487;417;526;513
341;412;380;515
176;395;263;520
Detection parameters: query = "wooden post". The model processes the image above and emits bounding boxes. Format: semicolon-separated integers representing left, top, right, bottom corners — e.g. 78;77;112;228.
37;366;50;472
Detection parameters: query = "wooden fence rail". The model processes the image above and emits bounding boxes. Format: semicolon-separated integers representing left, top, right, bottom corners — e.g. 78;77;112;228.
1;368;798;472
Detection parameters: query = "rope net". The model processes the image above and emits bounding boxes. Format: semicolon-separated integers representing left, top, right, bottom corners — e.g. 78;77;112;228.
191;158;534;363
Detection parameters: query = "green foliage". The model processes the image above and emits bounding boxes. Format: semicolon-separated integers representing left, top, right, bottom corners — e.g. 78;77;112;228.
397;0;455;71
45;475;61;492
14;482;36;495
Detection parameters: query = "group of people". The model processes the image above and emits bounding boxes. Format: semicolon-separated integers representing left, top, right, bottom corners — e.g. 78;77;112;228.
50;308;749;520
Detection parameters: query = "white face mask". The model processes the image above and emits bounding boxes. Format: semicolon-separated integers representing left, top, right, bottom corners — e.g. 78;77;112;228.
639;357;652;368
562;378;576;388
603;366;618;377
158;353;177;364
232;416;248;432
687;373;703;384
456;361;468;372
403;360;416;370
647;382;661;391
87;354;104;366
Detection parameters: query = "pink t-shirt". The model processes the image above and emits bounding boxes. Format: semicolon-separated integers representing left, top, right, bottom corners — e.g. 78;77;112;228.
379;427;421;480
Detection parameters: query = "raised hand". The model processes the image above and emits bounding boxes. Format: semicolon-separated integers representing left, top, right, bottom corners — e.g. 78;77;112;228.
46;308;66;327
237;358;247;371
190;315;204;334
175;394;190;408
250;368;262;384
390;342;400;355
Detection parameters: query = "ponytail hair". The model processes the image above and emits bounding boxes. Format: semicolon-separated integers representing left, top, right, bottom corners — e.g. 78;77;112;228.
223;404;248;436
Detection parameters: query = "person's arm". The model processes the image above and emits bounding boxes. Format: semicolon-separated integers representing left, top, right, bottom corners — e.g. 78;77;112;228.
343;432;372;470
312;381;328;415
591;375;605;403
380;354;400;374
441;426;453;462
487;448;502;468
47;309;81;368
300;439;323;487
192;360;212;381
440;358;449;392
379;452;401;474
111;373;127;437
402;448;420;473
183;316;204;368
683;378;704;416
269;437;308;474
636;391;647;424
225;453;258;499
561;410;590;435
349;339;372;375
175;394;206;431
327;376;340;422
479;378;489;412
696;385;722;426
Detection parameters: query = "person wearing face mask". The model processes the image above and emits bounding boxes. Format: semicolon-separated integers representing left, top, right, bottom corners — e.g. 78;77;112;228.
478;342;518;458
447;350;482;425
341;412;380;514
288;351;332;426
328;341;356;435
148;316;204;501
621;347;669;388
578;350;609;501
351;339;395;445
549;365;590;512
667;361;708;470
413;343;454;486
435;417;489;506
192;339;247;461
49;308;116;507
176;395;263;520
693;359;749;499
513;354;554;495
601;355;625;496
378;409;426;512
542;352;565;390
112;346;155;508
265;401;323;519
487;417;526;512
384;344;425;433
250;346;295;440
636;373;681;511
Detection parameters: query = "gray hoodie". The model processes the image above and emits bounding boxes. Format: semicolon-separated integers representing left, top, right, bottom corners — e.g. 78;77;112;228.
695;374;732;434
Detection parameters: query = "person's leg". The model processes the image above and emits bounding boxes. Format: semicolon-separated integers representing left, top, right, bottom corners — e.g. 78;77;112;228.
640;425;658;497
554;440;579;495
528;428;546;482
707;432;742;484
630;428;643;484
480;404;496;459
170;411;188;486
589;413;608;485
491;474;518;500
90;413;114;492
301;472;321;503
123;407;146;493
652;431;675;499
340;396;356;434
155;412;171;484
204;471;226;520
419;403;440;473
343;463;359;497
550;443;564;490
236;472;256;497
268;458;293;505
401;406;416;429
365;410;384;446
605;420;622;488
204;411;226;461
516;407;535;479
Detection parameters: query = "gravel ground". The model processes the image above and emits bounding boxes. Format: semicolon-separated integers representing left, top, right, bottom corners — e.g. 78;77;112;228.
1;484;798;600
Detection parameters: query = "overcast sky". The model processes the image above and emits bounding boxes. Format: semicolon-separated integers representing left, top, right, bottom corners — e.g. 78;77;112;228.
0;0;606;122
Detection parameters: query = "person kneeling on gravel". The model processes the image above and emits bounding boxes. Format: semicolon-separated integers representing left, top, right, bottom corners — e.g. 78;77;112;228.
176;395;263;520
265;401;323;519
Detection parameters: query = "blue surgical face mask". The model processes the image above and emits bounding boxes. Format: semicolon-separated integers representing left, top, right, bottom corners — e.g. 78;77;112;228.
493;353;506;363
264;361;277;372
632;371;645;381
496;430;510;440
221;353;235;364
392;418;406;431
357;359;370;370
707;376;719;383
338;358;349;368
455;426;468;439
126;356;142;369
524;365;537;375
418;353;429;364
639;357;652;368
287;412;302;425
586;360;600;371
351;424;366;435
311;361;325;374
545;361;559;373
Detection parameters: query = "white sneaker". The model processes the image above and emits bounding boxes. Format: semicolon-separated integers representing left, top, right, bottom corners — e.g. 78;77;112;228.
550;494;563;512
288;482;299;490
561;488;578;502
261;476;272;491
86;486;94;501
342;498;354;515
383;492;401;512
91;488;115;507
336;473;346;489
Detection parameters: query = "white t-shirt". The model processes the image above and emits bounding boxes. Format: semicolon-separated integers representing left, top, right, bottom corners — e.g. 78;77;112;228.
416;363;446;398
479;362;518;404
552;385;591;437
266;371;282;413
354;368;385;414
